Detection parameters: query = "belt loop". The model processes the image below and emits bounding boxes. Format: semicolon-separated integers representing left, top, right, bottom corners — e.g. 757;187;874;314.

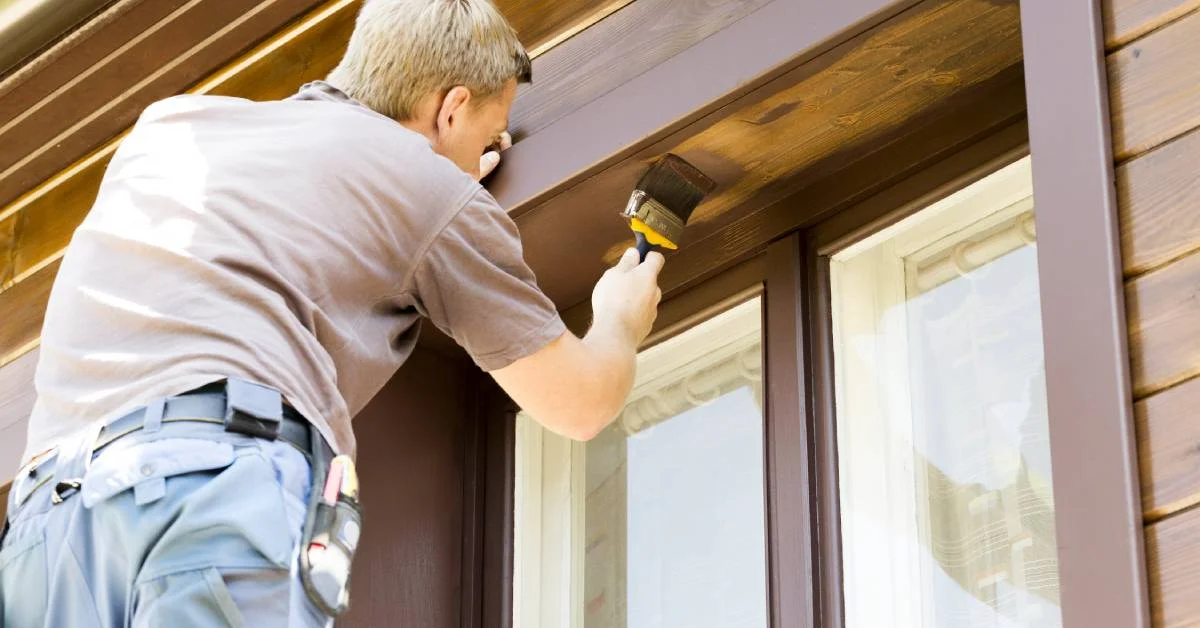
143;397;166;433
224;378;283;440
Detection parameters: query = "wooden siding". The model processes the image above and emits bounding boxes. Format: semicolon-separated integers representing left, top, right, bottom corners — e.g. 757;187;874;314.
1106;0;1200;623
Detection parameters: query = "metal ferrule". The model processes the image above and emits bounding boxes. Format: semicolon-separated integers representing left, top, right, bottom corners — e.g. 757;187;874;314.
621;190;685;245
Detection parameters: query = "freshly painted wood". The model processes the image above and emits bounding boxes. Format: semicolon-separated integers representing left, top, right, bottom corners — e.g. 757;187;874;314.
1146;506;1200;626
514;0;1023;309
1104;0;1200;48
1137;375;1200;521
508;0;772;139
1109;9;1200;160
0;259;56;369
1118;127;1200;278
1126;250;1200;398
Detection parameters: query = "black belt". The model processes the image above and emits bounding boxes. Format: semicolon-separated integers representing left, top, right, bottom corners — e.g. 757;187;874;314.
96;385;314;457
11;380;320;511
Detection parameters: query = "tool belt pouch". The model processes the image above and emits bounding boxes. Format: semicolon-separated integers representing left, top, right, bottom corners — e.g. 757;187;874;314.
299;437;362;616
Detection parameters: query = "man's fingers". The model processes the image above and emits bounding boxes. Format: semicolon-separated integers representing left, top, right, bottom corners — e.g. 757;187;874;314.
639;251;666;275
617;247;640;270
479;151;501;179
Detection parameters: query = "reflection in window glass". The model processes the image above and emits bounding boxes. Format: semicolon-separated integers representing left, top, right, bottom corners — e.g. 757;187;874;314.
831;157;1062;627
514;299;768;628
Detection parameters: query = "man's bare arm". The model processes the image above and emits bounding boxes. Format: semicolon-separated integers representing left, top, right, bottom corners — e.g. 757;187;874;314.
492;248;663;441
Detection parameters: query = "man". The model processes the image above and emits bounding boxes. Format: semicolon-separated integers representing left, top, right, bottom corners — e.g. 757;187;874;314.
0;0;663;625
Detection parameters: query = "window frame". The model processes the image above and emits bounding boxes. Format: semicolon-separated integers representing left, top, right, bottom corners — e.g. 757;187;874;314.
494;3;1144;624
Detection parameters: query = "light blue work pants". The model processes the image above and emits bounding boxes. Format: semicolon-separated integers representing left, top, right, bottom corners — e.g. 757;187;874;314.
0;421;332;627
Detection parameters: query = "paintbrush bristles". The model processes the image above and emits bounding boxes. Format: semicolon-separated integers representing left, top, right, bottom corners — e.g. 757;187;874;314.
634;154;717;223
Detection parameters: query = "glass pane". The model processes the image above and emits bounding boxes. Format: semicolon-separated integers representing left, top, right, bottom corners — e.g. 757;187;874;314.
831;157;1062;628
514;299;768;628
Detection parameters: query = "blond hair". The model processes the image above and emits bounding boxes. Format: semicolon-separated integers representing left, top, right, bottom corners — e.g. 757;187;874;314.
328;0;532;120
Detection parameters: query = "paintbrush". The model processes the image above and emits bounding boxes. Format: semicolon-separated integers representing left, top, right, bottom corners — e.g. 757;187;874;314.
621;154;716;262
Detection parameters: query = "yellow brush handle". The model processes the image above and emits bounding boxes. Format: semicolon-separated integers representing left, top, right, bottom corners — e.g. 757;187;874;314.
629;218;677;249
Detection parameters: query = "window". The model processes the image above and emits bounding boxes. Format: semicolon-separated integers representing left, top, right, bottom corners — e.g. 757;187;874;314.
830;157;1063;627
513;298;768;628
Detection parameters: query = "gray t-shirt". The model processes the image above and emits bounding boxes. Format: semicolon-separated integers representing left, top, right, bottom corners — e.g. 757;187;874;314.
24;81;565;460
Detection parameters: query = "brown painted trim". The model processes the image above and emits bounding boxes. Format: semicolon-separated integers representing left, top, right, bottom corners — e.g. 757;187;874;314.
488;0;922;215
803;249;844;628
764;234;817;628
482;388;517;628
460;368;487;628
1020;0;1150;625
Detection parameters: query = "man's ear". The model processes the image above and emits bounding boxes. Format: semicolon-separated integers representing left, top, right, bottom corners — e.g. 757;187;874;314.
436;86;472;134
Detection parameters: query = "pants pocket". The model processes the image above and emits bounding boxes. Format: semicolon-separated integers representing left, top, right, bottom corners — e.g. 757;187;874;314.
0;528;48;628
133;566;328;628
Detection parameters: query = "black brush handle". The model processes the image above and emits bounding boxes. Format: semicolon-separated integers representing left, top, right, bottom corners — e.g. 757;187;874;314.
634;231;654;263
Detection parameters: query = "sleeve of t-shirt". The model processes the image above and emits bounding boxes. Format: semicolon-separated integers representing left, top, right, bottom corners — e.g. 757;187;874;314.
408;189;567;371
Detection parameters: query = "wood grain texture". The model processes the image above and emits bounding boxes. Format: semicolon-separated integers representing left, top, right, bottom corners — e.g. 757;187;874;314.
1137;374;1200;521
509;0;772;139
515;0;1023;309
0;259;56;368
0;349;38;473
1104;0;1200;48
1126;250;1200;398
0;0;331;211
1118;126;1200;279
1109;9;1200;160
1146;506;1200;626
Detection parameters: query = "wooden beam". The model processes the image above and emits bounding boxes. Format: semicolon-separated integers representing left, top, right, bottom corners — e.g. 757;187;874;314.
1103;0;1200;49
1109;9;1200;161
489;0;925;214
1118;125;1200;279
511;0;1022;309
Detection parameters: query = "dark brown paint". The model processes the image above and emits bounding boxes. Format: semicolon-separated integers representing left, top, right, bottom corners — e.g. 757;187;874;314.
489;0;924;215
764;235;818;628
340;348;474;628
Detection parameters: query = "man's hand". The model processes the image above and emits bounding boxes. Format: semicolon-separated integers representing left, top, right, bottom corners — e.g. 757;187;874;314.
478;131;512;180
490;248;666;441
590;247;665;347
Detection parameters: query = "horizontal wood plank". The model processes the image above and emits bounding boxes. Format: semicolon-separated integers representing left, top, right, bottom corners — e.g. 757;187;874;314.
1104;0;1200;48
1126;250;1200;398
1118;126;1200;278
0;349;37;473
1109;9;1200;160
1146;506;1200;626
0;0;331;211
1137;374;1200;520
0;259;56;369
